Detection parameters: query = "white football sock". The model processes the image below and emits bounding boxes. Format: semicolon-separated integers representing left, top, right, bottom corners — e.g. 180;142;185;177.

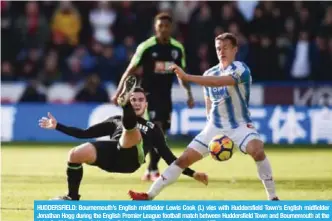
147;162;183;199
256;157;277;200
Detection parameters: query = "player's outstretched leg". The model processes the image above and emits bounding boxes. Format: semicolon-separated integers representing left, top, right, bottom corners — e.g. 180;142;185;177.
117;75;141;148
51;143;97;200
246;140;279;200
129;148;203;200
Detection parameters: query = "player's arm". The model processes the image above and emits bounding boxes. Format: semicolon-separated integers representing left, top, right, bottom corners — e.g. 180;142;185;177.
178;78;193;99
186;75;236;87
178;78;194;108
39;112;116;139
176;42;194;108
205;95;212;121
202;84;212;119
152;125;195;178
112;42;146;104
176;67;236;87
171;64;249;87
55;122;114;139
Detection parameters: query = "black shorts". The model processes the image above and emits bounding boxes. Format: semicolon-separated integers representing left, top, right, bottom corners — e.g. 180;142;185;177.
90;141;140;173
147;96;172;130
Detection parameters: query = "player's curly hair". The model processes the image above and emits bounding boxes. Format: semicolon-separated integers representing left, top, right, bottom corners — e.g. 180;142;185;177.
154;12;172;23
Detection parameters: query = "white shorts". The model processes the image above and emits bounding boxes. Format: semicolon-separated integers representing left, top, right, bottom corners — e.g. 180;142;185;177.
188;123;262;157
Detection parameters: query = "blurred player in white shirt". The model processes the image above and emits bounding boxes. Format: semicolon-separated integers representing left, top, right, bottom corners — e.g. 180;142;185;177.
129;33;279;201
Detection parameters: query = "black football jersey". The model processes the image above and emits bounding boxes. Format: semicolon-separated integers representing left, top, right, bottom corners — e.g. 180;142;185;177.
129;36;186;99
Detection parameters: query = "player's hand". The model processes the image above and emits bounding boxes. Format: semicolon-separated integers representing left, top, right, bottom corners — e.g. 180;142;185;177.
187;95;195;109
39;112;57;129
111;94;119;106
193;172;208;186
169;64;188;81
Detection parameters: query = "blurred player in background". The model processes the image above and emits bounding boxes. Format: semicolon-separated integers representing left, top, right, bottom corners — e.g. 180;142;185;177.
129;33;279;201
39;76;207;200
112;12;195;181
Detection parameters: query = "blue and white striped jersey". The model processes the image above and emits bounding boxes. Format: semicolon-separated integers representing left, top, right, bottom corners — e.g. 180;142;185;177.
203;61;252;129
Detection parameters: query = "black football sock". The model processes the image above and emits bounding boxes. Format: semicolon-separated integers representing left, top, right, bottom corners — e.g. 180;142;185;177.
148;148;161;171
67;162;83;200
122;102;137;130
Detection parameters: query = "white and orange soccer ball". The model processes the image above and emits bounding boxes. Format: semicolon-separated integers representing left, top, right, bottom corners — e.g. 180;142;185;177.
208;135;234;162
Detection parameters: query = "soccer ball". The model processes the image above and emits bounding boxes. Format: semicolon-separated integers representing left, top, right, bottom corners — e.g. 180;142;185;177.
208;135;234;161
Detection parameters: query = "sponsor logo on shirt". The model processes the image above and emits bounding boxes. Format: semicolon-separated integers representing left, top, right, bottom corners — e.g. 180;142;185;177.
154;61;174;74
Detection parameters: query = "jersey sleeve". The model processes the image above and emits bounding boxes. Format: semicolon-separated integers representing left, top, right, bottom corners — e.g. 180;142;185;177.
55;118;116;139
129;37;156;67
152;125;195;177
171;38;186;69
178;43;186;69
129;42;146;67
230;62;251;84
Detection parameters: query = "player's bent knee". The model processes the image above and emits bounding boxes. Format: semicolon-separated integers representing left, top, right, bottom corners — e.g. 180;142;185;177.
246;139;265;161
175;155;190;168
68;143;97;164
68;148;83;163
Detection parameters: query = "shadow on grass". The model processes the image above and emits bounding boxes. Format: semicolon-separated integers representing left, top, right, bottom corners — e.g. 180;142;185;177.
3;175;332;191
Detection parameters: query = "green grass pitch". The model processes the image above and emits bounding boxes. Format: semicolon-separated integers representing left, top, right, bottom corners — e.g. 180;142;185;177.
1;142;332;221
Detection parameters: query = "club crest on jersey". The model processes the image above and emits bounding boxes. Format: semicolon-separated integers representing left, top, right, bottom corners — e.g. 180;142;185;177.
232;70;241;80
247;123;255;129
146;121;155;129
171;50;179;59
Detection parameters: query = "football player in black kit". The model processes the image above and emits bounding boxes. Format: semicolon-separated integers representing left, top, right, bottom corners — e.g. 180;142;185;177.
112;12;195;181
39;76;207;200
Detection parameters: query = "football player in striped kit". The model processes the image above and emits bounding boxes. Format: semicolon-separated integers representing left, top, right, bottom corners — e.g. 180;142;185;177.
129;33;279;201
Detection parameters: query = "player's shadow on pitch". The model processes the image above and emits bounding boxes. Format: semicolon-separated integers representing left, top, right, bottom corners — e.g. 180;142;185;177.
4;175;331;191
181;177;332;190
